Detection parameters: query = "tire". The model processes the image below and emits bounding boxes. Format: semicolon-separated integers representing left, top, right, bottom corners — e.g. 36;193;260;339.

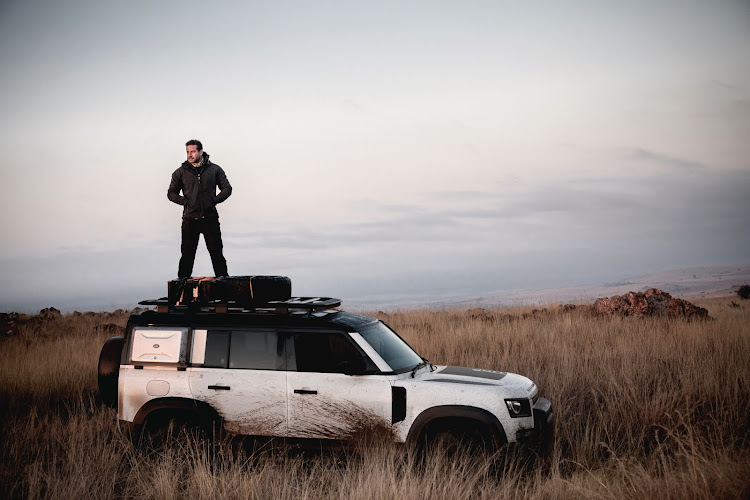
143;414;198;448
98;336;124;408
423;421;492;459
249;275;292;303
140;412;219;457
170;276;292;307
216;276;292;305
431;429;466;457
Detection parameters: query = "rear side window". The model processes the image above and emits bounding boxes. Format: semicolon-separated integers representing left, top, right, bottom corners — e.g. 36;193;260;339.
204;330;230;368
229;330;279;370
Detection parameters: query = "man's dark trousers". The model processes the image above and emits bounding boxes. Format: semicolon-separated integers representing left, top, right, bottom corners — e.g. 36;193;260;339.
178;217;228;278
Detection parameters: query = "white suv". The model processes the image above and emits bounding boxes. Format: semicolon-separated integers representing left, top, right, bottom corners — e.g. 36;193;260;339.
98;298;553;450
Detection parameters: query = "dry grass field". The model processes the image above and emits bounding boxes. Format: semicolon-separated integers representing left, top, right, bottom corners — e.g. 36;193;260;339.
1;299;749;499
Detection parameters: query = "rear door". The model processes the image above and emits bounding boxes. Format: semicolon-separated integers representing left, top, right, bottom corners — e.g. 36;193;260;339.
284;330;392;440
189;328;288;436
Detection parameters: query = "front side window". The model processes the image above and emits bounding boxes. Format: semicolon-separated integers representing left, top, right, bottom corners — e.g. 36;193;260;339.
292;332;370;374
357;322;422;373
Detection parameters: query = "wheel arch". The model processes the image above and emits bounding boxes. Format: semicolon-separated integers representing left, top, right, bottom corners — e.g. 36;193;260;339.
406;405;508;447
133;397;223;431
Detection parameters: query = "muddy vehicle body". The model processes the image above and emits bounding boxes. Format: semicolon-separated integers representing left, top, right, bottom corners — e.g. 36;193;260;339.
99;298;553;450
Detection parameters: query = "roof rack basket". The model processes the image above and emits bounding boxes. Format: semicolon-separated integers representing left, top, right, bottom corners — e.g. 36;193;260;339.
138;297;342;314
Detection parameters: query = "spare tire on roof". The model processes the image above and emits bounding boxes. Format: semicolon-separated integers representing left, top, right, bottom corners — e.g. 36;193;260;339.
168;275;292;307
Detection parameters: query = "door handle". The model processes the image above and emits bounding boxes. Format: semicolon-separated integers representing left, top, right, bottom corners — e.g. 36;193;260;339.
208;385;231;391
293;389;317;395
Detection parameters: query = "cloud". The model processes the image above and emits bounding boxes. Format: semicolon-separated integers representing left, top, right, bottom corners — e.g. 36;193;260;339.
3;161;749;313
427;190;500;202
226;210;467;250
228;161;750;254
0;246;174;312
625;148;709;172
226;164;747;257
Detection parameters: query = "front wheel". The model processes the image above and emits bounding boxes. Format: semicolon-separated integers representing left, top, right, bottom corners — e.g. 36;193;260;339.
423;423;493;459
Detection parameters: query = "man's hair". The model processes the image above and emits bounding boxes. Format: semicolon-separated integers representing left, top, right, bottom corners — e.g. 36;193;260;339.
185;139;203;151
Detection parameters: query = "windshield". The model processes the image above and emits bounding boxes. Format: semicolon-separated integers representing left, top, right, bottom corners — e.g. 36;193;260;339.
357;322;423;373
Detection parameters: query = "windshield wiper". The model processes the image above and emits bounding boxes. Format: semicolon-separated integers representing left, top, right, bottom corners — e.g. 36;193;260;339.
411;358;430;378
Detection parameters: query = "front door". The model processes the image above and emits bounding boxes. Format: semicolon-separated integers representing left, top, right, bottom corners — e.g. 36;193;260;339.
285;331;392;440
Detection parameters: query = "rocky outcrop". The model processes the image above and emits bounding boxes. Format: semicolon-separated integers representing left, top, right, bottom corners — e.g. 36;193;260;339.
39;307;61;319
94;323;125;334
594;288;709;319
665;297;711;319
0;313;22;337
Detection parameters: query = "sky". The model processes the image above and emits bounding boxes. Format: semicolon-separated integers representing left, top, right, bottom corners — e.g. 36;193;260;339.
1;0;749;312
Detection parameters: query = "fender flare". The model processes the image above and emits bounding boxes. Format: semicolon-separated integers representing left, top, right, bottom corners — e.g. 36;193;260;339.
133;397;223;431
406;405;507;446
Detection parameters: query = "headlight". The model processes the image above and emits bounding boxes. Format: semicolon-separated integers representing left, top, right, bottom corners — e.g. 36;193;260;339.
505;398;532;418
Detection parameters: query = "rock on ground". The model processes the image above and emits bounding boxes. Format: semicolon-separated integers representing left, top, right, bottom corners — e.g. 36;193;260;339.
594;288;709;319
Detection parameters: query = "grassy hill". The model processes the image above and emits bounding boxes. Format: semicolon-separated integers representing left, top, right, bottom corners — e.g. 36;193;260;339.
1;298;748;498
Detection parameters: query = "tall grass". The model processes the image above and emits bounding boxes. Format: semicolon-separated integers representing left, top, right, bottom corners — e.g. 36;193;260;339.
1;299;748;498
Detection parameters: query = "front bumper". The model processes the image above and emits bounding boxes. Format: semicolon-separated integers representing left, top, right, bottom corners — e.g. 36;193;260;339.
515;397;554;445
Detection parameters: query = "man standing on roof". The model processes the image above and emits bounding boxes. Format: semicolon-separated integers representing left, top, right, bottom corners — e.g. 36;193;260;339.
168;139;232;278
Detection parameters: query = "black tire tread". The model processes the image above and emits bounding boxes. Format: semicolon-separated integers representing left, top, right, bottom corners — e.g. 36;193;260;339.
98;336;124;408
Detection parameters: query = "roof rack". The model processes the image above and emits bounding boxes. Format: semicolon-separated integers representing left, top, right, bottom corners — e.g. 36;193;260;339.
138;296;342;314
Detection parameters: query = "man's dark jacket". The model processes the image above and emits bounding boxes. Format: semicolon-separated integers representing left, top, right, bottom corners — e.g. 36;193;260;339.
168;152;232;219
